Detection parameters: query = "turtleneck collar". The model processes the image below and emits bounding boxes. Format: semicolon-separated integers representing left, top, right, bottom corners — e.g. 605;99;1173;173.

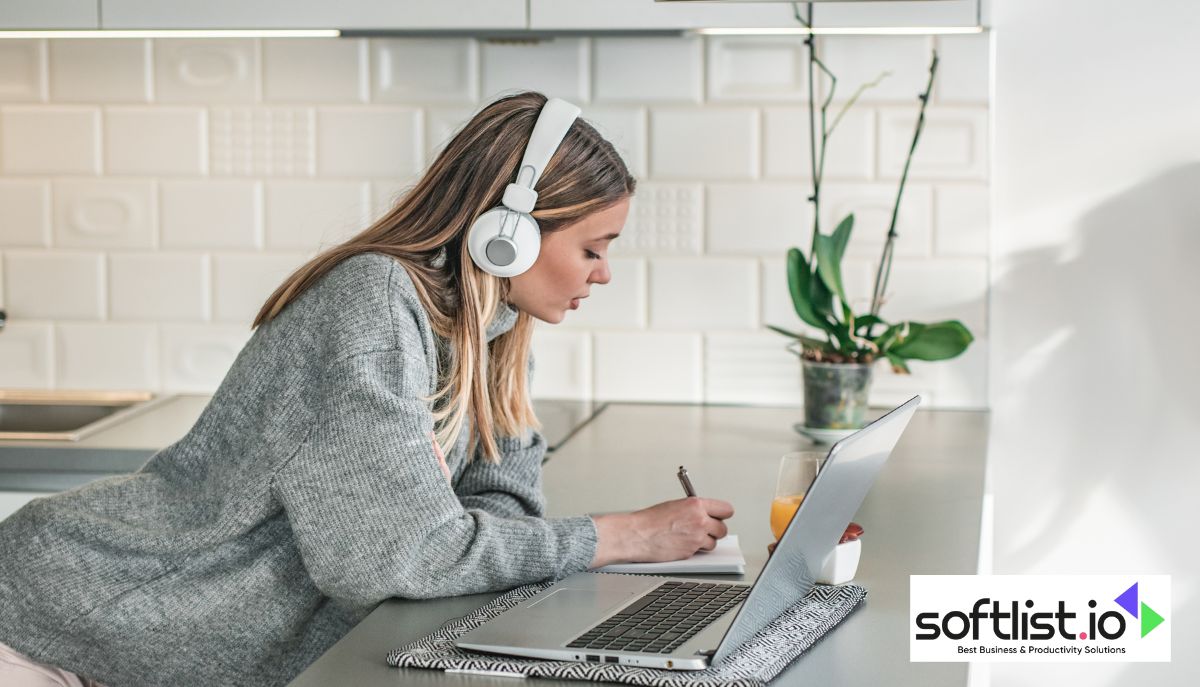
486;300;519;342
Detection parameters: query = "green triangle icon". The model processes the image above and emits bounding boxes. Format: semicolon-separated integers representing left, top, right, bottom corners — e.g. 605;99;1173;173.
1141;602;1165;637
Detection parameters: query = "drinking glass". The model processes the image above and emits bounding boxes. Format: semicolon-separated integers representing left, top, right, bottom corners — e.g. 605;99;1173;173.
770;451;826;540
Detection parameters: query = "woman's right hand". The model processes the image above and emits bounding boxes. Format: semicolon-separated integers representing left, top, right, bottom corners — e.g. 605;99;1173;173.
589;498;734;568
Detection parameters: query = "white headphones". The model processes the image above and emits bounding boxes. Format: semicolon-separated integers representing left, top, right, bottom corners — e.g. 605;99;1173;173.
466;98;581;278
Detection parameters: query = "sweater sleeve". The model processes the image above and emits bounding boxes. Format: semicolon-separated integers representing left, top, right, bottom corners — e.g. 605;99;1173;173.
270;350;597;608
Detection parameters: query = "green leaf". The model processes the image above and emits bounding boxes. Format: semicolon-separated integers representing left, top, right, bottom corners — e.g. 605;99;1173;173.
765;325;834;355
872;322;906;354
814;233;848;307
884;352;911;374
854;314;886;334
889;320;974;361
831;214;854;264
786;248;831;332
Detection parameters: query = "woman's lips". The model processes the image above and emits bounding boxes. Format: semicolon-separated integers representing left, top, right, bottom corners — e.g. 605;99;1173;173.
569;298;581;309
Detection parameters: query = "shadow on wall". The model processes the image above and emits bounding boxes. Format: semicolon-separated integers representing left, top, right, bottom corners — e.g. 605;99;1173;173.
990;162;1200;685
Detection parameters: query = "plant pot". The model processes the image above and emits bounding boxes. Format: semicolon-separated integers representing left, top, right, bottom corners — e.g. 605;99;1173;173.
801;359;873;430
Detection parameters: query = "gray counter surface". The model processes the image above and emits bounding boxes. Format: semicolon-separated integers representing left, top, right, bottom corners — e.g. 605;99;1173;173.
289;402;989;687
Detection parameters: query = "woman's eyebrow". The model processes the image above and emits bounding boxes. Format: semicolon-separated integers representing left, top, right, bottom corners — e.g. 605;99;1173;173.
593;233;620;241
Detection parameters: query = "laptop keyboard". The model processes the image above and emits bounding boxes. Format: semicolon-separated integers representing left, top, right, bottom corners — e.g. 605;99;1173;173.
566;581;750;655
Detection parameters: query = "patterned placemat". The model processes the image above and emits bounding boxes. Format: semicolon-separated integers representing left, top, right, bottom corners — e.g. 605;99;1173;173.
385;576;867;686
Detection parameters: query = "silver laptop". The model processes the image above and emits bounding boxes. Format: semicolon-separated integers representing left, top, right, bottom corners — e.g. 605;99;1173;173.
456;395;922;670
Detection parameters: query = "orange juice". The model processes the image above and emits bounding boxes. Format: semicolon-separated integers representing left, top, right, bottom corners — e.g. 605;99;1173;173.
770;493;806;540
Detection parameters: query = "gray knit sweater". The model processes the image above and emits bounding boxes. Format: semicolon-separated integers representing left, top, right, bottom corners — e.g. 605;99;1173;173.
0;252;599;686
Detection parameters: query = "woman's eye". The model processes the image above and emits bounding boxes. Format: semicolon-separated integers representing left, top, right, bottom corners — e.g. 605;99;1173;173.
585;250;601;260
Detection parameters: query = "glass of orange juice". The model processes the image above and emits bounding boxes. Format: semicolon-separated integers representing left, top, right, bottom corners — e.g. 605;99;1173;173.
770;452;826;540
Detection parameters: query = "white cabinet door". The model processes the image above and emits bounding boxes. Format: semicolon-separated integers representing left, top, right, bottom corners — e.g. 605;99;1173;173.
0;491;54;522
530;0;978;29
100;0;526;30
0;0;99;29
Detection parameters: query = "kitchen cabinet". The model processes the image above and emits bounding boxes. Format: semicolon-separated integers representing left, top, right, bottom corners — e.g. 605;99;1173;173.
0;0;99;29
530;0;980;29
99;0;526;30
0;491;54;521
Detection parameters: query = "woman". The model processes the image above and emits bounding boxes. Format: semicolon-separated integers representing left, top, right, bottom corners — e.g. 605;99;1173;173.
0;92;733;687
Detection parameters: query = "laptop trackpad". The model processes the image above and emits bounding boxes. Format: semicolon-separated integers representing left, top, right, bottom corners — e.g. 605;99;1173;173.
527;588;632;615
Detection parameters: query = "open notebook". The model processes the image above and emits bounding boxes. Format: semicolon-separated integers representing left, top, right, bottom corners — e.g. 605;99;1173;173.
594;535;746;574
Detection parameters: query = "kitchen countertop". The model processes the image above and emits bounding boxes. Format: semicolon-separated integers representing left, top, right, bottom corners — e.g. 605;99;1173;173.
289;402;990;687
0;395;606;491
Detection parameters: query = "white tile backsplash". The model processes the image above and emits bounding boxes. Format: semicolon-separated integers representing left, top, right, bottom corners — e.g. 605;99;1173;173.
160;324;252;392
108;253;209;321
52;179;157;248
4;251;104;319
707;182;812;255
0;179;51;247
592;37;702;103
0;106;100;174
56;323;158;391
160;180;263;249
649;108;759;179
48;40;150;103
263;39;367;103
153;39;257;104
0;39;47;102
593;332;702;402
104;107;207;175
371;39;478;103
316;107;423;178
5;34;990;406
707;37;808;102
530;327;592;400
0;321;54;388
649;258;758;330
481;39;589;103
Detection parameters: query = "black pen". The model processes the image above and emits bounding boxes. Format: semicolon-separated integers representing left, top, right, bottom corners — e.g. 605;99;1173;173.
677;465;697;498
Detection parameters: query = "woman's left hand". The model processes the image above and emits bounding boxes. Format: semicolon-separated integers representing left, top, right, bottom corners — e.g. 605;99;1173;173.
431;431;451;484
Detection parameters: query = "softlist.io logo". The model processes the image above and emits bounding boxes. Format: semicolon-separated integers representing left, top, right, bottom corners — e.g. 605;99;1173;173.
910;575;1170;662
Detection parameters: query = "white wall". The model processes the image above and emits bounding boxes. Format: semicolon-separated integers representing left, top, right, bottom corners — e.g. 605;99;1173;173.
0;34;989;408
990;1;1199;684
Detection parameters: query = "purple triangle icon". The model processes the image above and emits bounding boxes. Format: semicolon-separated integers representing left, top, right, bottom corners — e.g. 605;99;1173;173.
1115;582;1139;617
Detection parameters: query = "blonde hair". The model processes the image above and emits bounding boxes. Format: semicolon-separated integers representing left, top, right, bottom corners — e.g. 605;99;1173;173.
253;92;635;463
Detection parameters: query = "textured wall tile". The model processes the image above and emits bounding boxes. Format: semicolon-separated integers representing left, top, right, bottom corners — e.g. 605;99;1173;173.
3;252;104;320
593;37;702;103
817;182;933;259
52;179;156;248
818;36;934;103
109;253;208;321
104;107;207;175
263;38;367;103
934;34;990;104
878;107;988;180
0;106;100;174
530;327;592;400
48;39;150;102
481;38;589;103
161;180;262;249
372;38;478;103
0;321;53;388
263;181;371;250
160;324;253;392
593;332;701;402
0;180;51;247
934;184;989;256
705;332;803;406
316;107;422;178
613;183;702;256
424;107;477;161
650;258;757;330
650;108;758;179
707;182;812;255
370;179;413;219
209;107;315;176
560;258;645;329
582;106;647;178
56;323;158;391
154;39;257;103
211;253;309;324
707;36;808;102
0;39;47;102
763;106;874;180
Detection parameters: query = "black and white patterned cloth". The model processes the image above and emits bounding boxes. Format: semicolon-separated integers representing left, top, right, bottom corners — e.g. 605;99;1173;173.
385;577;867;686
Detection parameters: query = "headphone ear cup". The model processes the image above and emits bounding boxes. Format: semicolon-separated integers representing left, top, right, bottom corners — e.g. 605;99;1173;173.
467;207;542;278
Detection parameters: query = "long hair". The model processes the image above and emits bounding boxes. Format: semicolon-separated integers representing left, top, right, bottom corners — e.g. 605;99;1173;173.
252;92;635;463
